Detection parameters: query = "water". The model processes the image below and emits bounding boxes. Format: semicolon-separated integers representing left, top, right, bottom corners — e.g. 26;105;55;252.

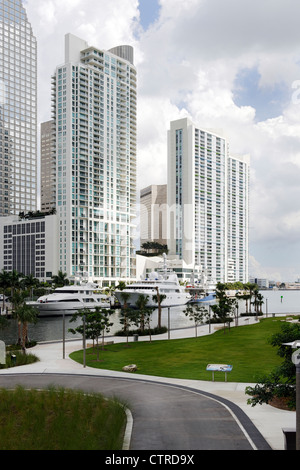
0;305;193;345
0;289;299;344
261;290;300;315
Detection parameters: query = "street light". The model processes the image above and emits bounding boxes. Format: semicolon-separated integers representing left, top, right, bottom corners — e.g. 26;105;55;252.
283;340;300;450
83;314;86;368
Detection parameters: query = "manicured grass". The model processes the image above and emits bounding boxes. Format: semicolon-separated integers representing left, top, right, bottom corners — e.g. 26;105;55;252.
0;386;127;450
0;350;39;369
70;318;285;383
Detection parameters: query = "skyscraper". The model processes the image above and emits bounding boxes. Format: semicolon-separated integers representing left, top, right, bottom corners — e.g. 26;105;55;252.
0;0;37;216
167;117;249;284
40;120;55;212
51;34;137;285
140;184;167;247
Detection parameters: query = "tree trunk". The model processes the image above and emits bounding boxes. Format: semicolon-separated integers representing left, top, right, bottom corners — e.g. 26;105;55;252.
22;322;27;352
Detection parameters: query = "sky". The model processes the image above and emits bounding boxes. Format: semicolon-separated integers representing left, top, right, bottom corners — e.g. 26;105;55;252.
23;0;300;282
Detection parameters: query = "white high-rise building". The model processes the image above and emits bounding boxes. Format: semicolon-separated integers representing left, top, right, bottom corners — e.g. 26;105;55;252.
40;120;56;213
167;117;249;284
51;34;137;285
140;184;167;247
227;154;250;283
0;0;37;216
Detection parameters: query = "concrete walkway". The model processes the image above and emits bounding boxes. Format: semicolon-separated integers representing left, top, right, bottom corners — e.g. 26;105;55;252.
0;316;296;450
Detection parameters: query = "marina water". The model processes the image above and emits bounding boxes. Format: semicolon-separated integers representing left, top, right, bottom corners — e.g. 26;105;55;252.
1;289;299;345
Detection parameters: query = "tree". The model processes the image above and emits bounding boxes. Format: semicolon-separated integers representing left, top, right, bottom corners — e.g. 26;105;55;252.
139;242;169;256
245;282;258;315
69;307;114;361
183;304;208;337
134;294;154;340
21;274;40;300
51;270;69;287
246;322;300;409
235;289;250;315
14;303;38;351
119;291;133;346
256;292;264;315
210;283;236;333
9;269;23;299
11;290;28;344
115;281;127;291
152;288;166;329
0;315;8;331
0;269;10;315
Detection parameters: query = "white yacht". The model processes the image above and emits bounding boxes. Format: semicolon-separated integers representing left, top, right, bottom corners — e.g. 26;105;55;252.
30;283;113;316
115;257;191;308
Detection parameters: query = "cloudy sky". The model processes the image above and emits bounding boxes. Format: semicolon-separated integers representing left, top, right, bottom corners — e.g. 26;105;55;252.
24;0;300;282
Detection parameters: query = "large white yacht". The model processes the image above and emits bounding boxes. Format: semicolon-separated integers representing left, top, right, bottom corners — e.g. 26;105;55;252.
30;282;113;316
115;255;191;308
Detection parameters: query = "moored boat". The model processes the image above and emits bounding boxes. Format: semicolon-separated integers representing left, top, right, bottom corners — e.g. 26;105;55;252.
28;283;114;316
115;255;191;308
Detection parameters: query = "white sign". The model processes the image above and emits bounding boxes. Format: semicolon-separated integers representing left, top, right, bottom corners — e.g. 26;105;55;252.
0;340;6;365
206;364;233;372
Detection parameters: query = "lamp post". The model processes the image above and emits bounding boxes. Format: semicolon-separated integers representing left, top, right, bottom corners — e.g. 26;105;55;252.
292;343;300;451
62;312;65;359
83;314;86;368
284;340;300;450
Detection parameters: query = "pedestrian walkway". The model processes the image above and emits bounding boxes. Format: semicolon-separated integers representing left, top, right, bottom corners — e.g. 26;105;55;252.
0;316;296;450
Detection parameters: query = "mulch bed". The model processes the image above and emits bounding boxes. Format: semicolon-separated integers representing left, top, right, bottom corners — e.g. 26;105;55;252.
269;396;295;411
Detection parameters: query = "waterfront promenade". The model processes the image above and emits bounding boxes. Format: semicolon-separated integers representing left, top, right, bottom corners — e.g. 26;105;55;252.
0;315;296;450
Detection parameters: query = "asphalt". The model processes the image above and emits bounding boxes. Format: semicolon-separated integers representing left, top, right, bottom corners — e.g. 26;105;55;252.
0;316;296;451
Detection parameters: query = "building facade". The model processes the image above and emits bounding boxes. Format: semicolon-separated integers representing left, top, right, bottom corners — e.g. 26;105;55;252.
167;117;249;284
0;214;59;281
51;34;137;285
140;184;167;247
0;0;37;216
227;154;250;283
40;120;56;212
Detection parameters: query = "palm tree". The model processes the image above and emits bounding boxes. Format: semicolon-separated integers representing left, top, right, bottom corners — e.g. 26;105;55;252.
0;269;10;315
119;291;131;345
21;274;40;300
51;270;69;287
8;270;24;315
14;303;38;350
135;294;150;333
152;287;167;329
11;290;28;345
245;282;258;314
9;269;23;297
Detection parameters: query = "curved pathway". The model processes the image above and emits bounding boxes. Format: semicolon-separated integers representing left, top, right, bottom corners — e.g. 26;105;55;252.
0;373;271;450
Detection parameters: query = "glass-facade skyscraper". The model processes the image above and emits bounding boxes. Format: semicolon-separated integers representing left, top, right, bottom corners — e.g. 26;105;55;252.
52;34;137;285
0;0;37;216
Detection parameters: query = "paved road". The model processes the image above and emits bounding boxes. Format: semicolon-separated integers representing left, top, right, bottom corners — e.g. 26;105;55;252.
0;373;271;451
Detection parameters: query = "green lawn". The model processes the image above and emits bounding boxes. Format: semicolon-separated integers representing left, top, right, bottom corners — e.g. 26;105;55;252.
70;317;285;383
0;386;127;450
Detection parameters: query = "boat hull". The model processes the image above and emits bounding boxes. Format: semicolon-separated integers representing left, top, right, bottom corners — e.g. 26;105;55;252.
28;300;112;317
115;290;190;308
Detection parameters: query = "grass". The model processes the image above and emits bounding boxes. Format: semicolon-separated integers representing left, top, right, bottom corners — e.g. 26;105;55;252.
0;386;127;450
0;350;39;369
70;318;285;383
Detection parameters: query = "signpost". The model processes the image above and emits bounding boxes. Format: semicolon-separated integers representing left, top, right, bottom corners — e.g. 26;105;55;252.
206;364;233;382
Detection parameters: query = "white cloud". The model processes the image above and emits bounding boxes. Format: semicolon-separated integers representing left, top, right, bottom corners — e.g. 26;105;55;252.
24;0;300;281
